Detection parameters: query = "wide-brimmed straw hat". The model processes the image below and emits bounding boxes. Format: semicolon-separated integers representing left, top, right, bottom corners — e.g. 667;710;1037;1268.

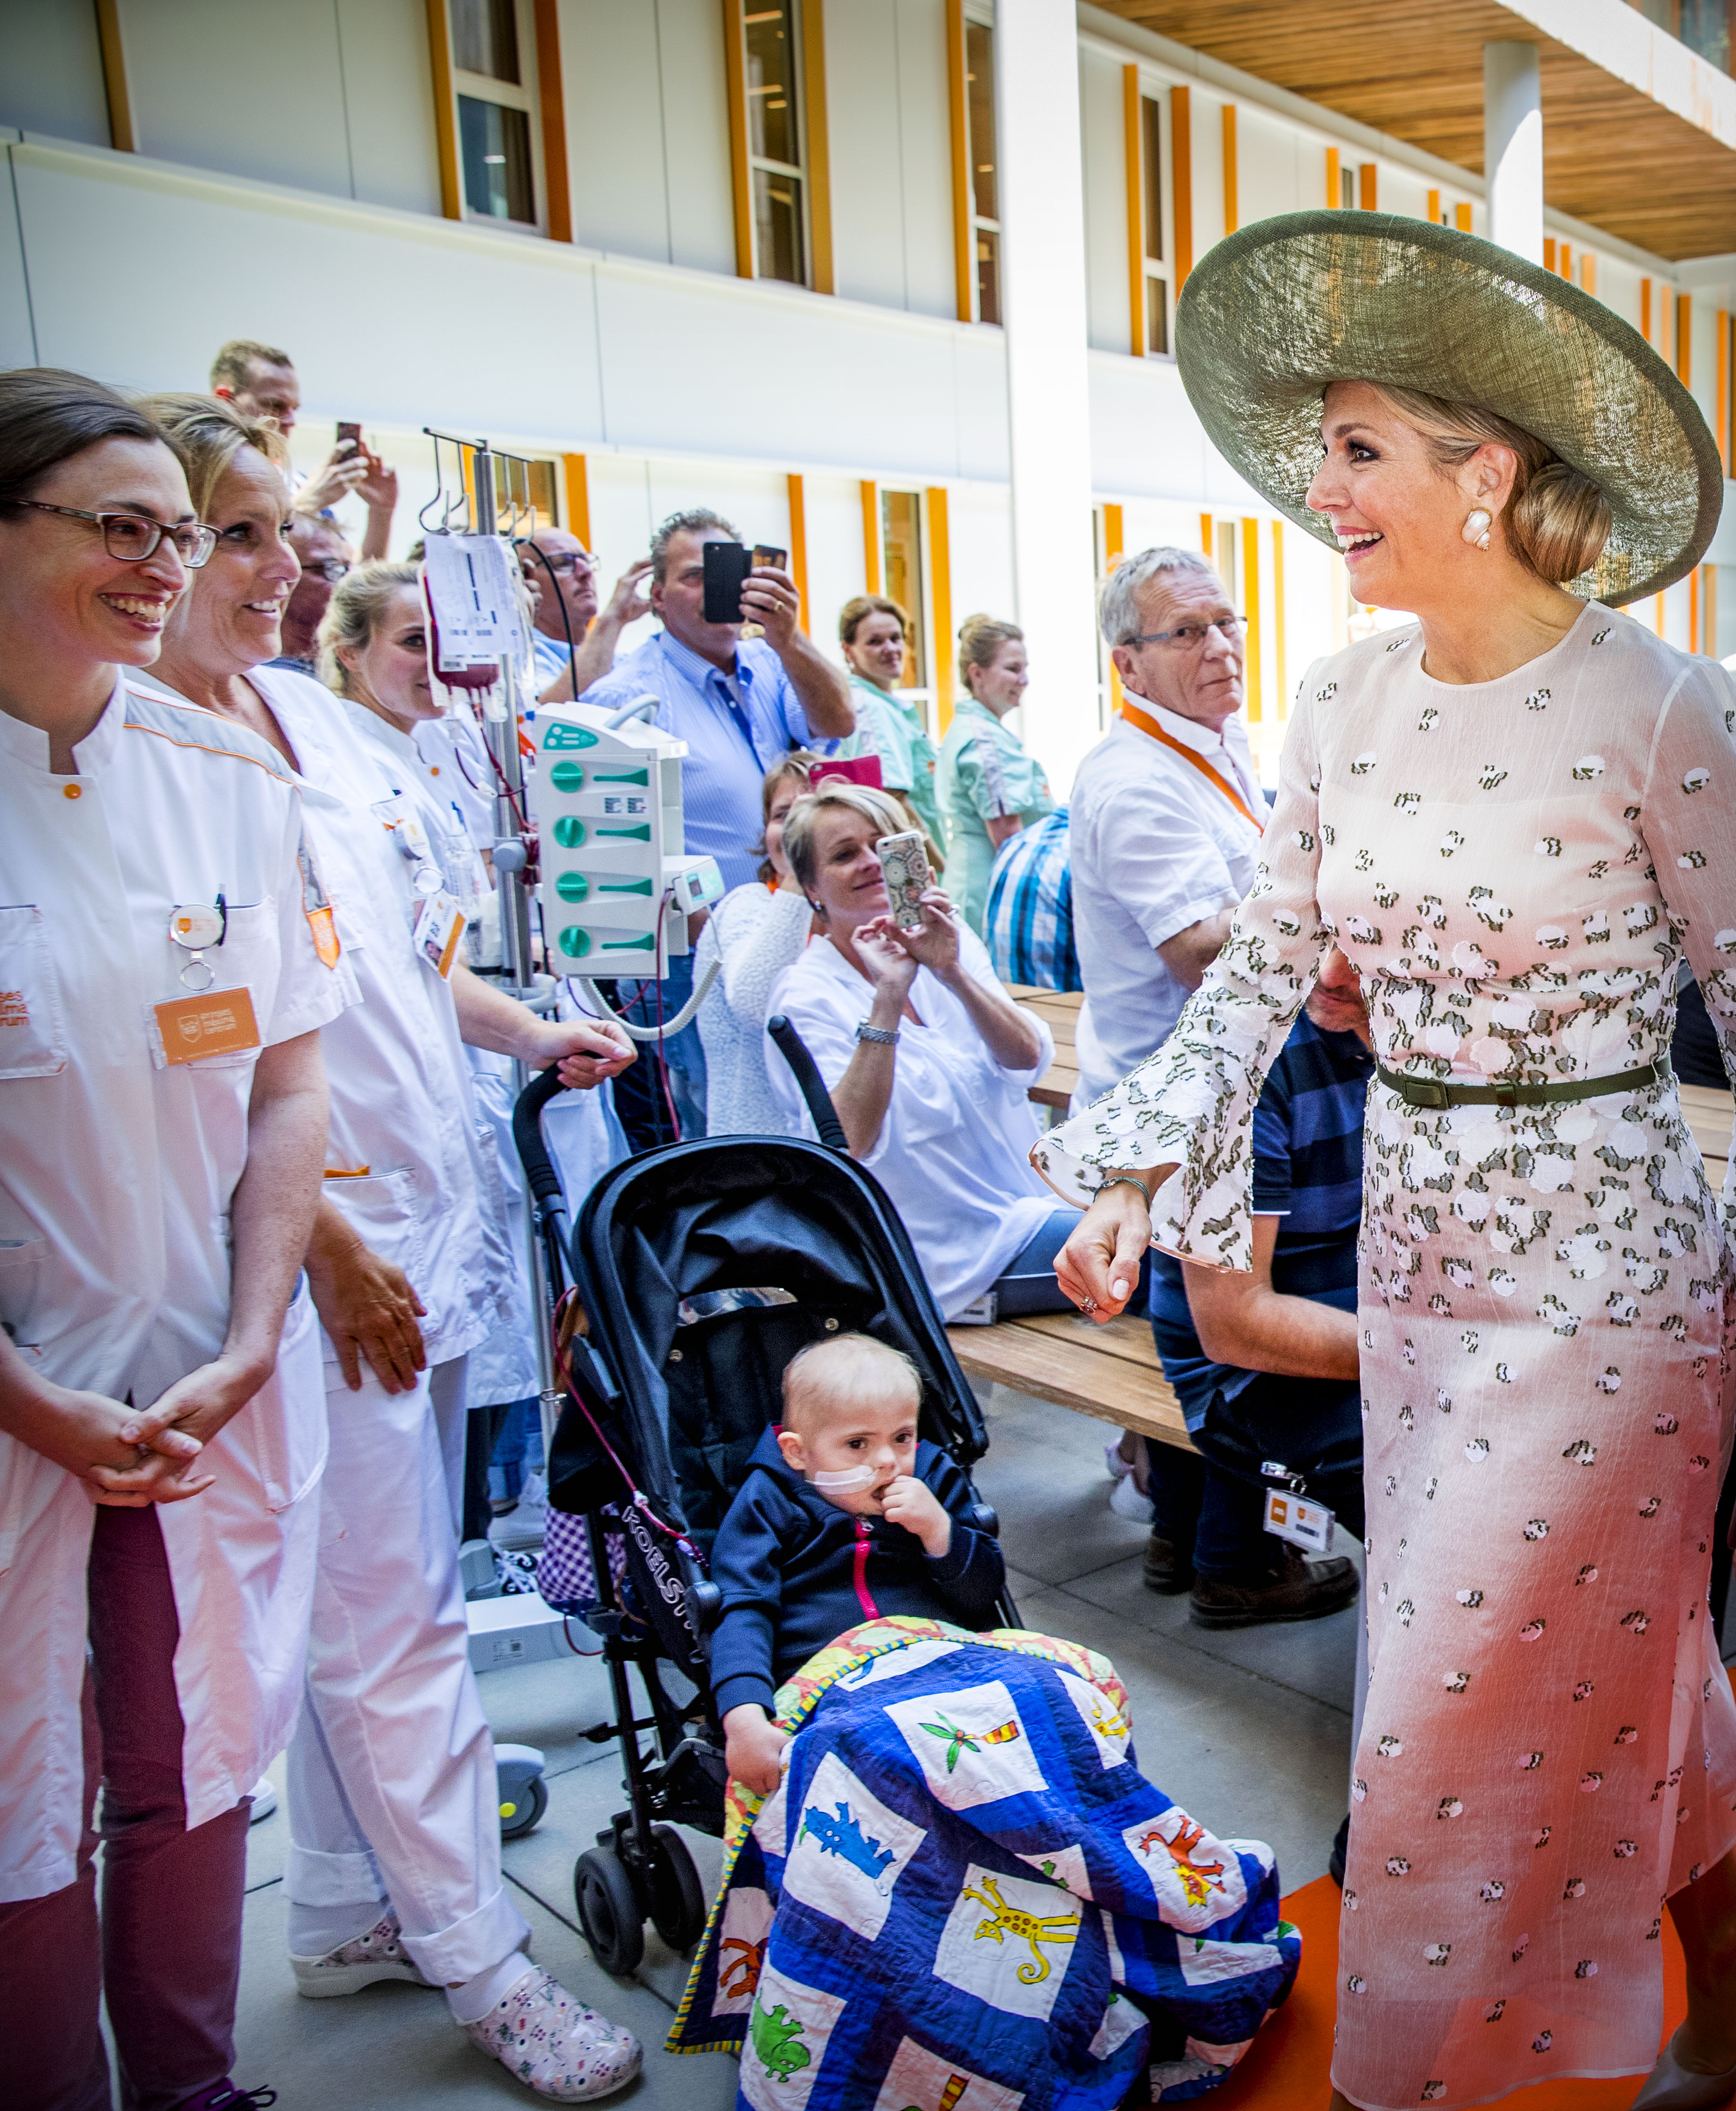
1175;210;1722;607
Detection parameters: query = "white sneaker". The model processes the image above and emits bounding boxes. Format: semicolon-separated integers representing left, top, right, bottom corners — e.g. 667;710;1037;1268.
291;1911;437;1998
491;1470;548;1552
247;1776;277;1824
461;1965;641;2100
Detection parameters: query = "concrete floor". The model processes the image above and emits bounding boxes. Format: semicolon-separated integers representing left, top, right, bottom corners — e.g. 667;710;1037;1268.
224;1384;1735;2107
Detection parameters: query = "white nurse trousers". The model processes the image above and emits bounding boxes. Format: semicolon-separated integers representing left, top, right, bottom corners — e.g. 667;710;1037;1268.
284;1354;530;1986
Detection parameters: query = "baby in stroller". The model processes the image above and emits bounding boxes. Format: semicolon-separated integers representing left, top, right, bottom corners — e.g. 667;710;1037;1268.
710;1333;1006;1794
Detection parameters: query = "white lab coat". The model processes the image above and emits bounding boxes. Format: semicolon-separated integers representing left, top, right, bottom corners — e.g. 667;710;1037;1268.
0;682;351;1900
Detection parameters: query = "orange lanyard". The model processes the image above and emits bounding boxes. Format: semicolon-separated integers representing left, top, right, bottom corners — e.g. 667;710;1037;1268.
1119;701;1265;835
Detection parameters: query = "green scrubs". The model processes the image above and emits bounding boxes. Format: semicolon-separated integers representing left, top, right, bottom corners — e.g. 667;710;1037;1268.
936;697;1055;936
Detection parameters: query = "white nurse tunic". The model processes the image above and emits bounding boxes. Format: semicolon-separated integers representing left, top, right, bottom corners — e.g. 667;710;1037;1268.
0;681;351;1901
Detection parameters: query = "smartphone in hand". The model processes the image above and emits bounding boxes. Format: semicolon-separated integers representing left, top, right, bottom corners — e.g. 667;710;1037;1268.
702;540;752;624
751;544;787;572
876;830;931;931
335;420;362;451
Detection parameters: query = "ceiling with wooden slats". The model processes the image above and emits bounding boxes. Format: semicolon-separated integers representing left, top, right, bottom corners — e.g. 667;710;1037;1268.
1096;0;1736;260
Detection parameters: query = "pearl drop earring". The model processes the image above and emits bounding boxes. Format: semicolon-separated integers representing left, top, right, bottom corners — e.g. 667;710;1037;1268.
1462;508;1493;550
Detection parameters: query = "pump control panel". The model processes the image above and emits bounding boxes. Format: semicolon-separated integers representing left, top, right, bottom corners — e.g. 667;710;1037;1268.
530;702;722;965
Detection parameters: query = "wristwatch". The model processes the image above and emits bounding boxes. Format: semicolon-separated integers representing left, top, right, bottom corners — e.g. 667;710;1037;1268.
855;1021;900;1046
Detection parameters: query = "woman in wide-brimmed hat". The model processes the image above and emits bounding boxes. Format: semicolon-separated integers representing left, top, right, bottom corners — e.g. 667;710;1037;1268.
1037;212;1736;2111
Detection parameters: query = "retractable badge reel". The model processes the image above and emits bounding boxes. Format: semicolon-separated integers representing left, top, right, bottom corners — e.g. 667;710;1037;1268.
168;897;227;990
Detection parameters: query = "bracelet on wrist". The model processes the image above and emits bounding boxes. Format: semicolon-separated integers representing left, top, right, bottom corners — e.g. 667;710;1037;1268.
1096;1173;1152;1208
855;1020;900;1046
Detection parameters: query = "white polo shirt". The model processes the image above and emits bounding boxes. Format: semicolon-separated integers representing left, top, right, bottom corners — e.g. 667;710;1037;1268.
763;927;1056;1317
1069;702;1266;1104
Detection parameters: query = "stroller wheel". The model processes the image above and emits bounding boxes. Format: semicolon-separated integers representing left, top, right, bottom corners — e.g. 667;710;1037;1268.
574;1845;645;1977
647;1824;708;1953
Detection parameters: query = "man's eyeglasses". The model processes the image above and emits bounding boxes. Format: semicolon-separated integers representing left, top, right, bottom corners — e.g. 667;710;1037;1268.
535;550;593;575
304;558;350;583
9;500;218;569
1123;615;1245;652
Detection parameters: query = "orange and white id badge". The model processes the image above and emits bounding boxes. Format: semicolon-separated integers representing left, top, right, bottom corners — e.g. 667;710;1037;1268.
1264;1487;1335;1555
154;987;263;1065
413;891;465;979
298;836;342;970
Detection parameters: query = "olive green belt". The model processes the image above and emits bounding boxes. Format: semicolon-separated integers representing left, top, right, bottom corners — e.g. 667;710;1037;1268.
1374;1057;1670;1111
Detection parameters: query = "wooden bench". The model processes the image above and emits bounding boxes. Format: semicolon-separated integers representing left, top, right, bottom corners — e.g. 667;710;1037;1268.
946;1310;1199;1456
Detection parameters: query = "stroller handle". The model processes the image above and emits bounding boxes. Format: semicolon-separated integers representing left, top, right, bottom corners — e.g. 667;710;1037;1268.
767;1015;850;1155
513;1065;570;1206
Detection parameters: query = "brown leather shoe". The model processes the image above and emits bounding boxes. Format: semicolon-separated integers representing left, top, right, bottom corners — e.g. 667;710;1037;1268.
1188;1545;1359;1629
1142;1532;1194;1595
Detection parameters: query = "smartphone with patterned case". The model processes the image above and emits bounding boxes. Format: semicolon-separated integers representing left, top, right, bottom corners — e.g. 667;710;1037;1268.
876;830;931;931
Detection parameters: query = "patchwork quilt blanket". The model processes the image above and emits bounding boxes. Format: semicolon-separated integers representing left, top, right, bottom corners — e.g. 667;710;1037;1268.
669;1617;1301;2108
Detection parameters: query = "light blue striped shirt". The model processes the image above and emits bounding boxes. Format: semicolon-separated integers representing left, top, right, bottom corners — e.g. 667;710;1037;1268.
578;630;826;889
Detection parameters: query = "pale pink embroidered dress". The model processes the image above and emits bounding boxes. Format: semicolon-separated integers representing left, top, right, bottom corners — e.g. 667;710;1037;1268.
1036;601;1736;2110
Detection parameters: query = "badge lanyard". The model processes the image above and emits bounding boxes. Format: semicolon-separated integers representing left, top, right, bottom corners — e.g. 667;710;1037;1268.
373;794;445;898
712;673;767;772
298;834;342;970
168;896;227;990
1119;700;1266;836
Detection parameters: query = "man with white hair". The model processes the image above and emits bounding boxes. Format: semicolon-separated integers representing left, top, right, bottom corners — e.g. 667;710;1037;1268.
1070;547;1266;1104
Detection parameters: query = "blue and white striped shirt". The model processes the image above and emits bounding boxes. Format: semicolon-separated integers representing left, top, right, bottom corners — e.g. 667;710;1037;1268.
985;809;1080;993
577;630;826;890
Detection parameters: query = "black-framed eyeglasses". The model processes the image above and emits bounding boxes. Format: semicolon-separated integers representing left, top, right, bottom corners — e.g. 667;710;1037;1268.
534;550;593;575
1123;614;1245;651
9;500;218;569
305;558;350;583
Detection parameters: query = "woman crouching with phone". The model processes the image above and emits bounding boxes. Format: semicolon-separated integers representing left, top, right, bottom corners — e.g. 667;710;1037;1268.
764;783;1131;1320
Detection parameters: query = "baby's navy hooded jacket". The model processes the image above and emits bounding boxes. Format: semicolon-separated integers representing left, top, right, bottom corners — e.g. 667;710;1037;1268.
707;1424;1005;1718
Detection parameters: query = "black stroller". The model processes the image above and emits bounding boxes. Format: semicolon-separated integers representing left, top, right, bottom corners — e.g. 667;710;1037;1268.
511;1019;1018;1976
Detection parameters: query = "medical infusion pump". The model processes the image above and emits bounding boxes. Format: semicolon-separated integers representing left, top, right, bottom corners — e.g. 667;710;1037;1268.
530;702;724;964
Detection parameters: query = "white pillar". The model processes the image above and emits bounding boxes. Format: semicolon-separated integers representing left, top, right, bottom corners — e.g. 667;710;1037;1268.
1483;41;1543;264
996;0;1100;797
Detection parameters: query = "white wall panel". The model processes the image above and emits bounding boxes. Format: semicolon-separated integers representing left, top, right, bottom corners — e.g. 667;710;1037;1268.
946;482;1015;640
1088;350;1260;511
893;0;955;321
0;147;35;368
655;0;737;277
1235;105;1298;227
336;0;442;216
826;0;911;312
1078;45;1127;356
118;0;357;198
802;471;871;663
0;2;111;145
560;0;674;264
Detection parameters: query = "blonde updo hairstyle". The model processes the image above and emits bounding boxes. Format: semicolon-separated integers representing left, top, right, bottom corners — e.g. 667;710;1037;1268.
781;781;912;912
958;612;1024;691
1374;385;1613;585
318;560;420;696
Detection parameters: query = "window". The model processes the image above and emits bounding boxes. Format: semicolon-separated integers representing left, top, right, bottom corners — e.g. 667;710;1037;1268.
450;0;542;228
881;492;929;695
964;18;1001;324
744;2;809;285
1140;93;1170;356
1340;164;1356;211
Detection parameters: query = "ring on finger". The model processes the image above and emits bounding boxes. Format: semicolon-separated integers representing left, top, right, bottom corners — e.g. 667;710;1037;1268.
1079;1295;1098;1315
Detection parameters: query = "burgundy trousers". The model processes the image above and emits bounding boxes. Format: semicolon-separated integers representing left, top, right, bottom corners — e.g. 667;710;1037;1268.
0;1504;252;2111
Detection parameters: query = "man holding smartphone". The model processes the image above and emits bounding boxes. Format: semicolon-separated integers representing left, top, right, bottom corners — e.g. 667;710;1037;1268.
578;507;853;1146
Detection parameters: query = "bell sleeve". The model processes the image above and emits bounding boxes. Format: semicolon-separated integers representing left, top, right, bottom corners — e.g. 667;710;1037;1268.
1639;658;1736;1229
1031;679;1334;1272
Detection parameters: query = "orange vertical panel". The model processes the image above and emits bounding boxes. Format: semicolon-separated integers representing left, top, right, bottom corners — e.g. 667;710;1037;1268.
1559;242;1570;279
946;0;972;324
1222;104;1238;236
1642;278;1652;343
533;0;572;242
1124;66;1146;359
1677;294;1691;385
560;455;590;547
801;0;834;295
425;0;462;220
1172;87;1193;289
1325;146;1340;209
1717;311;1730;475
1103;505;1125;712
1453;201;1471;231
1543;237;1556;272
95;0;135;152
860;482;881;594
721;0;754;279
1200;511;1214;557
1241;517;1261;722
1581;253;1596;296
927;488;955;734
1426;186;1440;223
1358;162;1376;210
786;474;809;633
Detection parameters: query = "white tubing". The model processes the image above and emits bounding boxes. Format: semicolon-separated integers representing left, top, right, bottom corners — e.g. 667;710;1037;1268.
575;957;720;1041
